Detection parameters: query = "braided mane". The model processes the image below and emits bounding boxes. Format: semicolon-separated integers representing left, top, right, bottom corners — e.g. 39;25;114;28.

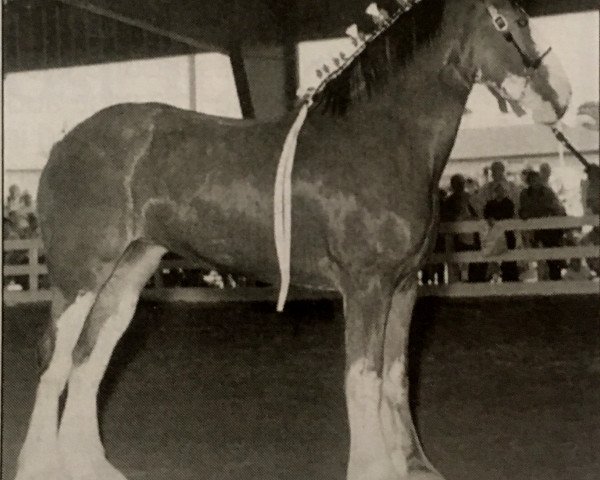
311;0;446;116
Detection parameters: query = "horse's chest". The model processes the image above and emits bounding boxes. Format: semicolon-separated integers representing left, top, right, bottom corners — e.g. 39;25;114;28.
293;185;426;278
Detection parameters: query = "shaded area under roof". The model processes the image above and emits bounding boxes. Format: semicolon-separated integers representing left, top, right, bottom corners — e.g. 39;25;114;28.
3;0;598;73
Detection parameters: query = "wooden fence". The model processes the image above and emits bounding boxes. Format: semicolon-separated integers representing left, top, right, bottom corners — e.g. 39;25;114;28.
3;215;599;306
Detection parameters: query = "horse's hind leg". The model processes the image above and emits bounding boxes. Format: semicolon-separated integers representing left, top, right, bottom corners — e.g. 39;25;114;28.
16;289;98;480
58;241;166;480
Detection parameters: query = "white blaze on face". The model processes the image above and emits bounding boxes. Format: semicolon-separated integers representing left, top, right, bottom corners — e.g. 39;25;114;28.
504;22;572;124
528;22;572;109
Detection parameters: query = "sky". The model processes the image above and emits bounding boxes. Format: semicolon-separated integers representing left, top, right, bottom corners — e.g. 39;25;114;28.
3;10;599;173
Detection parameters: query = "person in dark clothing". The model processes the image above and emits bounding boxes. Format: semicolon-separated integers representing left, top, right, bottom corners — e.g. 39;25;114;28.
422;188;447;285
582;164;600;275
442;174;487;282
483;183;519;281
519;170;566;280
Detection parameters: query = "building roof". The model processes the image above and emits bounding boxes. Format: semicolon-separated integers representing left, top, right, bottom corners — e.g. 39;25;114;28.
3;0;598;73
451;124;599;161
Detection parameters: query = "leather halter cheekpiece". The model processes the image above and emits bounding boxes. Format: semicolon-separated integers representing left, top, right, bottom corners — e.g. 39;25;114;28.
485;4;551;70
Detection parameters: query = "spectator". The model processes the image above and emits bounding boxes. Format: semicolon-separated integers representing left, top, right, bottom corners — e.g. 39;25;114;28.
6;184;21;214
18;190;34;216
539;162;552;187
3;186;39;239
23;212;39;238
520;167;534;187
540;161;566;202
582;164;600;276
422;188;447;285
474;161;521;216
483;183;519;281
465;177;480;196
442;174;486;282
519;170;566;281
3;216;20;240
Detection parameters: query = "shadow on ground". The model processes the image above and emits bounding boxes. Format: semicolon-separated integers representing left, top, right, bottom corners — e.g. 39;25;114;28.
3;295;599;480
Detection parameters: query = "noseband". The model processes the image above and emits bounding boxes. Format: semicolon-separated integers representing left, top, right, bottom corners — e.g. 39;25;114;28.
486;4;551;70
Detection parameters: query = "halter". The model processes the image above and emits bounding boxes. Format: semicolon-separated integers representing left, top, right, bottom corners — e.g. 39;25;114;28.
485;3;551;70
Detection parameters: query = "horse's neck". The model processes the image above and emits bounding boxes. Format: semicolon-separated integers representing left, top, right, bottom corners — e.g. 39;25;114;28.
346;54;471;184
303;3;475;184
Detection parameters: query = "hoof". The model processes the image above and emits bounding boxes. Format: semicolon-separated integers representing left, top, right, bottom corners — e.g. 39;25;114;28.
63;458;127;480
14;465;71;480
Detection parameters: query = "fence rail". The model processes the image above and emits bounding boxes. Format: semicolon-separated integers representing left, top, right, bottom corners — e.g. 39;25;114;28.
3;216;598;305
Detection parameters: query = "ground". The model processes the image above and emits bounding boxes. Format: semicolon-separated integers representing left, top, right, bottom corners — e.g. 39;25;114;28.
2;295;599;480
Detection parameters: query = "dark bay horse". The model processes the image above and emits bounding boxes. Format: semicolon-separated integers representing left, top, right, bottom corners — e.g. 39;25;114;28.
17;1;571;479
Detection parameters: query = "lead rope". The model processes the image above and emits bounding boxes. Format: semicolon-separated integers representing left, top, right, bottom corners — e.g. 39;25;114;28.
273;98;312;312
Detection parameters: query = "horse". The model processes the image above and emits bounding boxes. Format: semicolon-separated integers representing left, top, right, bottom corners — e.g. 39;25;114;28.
16;1;571;479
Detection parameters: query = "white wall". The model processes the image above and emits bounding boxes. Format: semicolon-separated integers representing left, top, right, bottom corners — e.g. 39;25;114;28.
3;53;242;199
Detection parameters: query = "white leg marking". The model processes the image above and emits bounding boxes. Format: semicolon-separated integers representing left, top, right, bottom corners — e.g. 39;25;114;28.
16;292;96;480
59;290;139;480
346;358;400;480
381;357;411;475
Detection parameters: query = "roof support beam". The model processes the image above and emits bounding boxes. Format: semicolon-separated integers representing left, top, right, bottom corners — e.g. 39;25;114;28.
282;0;299;111
57;0;223;54
228;40;255;119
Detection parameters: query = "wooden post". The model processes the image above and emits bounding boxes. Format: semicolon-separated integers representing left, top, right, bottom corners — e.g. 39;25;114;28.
68;4;77;63
98;15;105;60
187;54;197;111
83;10;91;58
41;6;49;67
55;4;63;65
26;5;35;69
445;233;456;283
14;11;21;70
111;12;119;56
228;39;255;119
29;245;39;292
282;0;299;110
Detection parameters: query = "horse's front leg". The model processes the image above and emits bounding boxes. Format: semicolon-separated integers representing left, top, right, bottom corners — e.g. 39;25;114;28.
343;278;444;480
380;285;444;480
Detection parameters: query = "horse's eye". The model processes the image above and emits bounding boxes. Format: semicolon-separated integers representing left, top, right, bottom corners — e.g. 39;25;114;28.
517;17;528;28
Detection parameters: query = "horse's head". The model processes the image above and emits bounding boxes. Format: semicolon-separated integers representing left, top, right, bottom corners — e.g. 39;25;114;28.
469;0;571;124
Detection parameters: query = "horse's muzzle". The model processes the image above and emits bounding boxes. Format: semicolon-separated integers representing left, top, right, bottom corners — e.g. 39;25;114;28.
526;50;572;124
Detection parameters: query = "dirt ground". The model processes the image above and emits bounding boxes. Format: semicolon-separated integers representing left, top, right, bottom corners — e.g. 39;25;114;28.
2;295;599;480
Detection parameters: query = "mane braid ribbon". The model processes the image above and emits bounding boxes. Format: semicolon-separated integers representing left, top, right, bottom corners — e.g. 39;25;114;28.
273;0;422;311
